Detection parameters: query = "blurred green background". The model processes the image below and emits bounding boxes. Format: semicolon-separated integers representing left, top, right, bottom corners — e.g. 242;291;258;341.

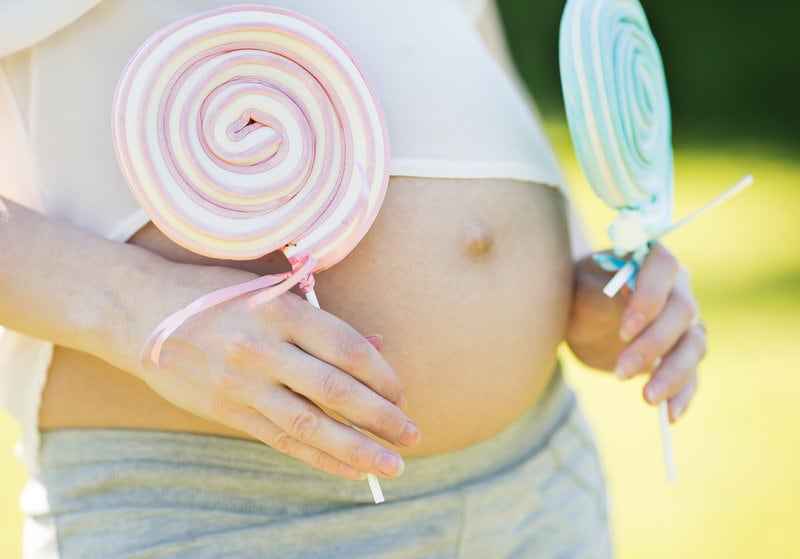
2;1;799;557
499;0;800;148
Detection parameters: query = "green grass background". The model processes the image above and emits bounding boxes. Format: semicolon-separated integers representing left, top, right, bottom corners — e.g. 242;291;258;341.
2;0;799;556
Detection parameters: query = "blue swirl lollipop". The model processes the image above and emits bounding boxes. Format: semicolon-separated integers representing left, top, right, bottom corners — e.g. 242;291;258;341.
560;0;673;293
559;0;754;484
560;0;677;481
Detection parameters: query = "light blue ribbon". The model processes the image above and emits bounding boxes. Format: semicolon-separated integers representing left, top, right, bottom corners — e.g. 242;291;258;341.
593;245;650;292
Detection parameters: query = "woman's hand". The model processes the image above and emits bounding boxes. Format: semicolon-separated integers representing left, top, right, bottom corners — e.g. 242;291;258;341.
0;199;418;482
134;267;421;481
565;244;706;422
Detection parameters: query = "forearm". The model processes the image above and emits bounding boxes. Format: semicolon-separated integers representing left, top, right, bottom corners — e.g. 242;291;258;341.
0;197;253;374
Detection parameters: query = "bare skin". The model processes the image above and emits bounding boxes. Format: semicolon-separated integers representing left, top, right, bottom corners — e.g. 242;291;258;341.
2;175;704;483
38;177;572;463
1;0;705;487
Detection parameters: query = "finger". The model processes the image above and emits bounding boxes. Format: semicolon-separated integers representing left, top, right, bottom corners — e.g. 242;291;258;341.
642;323;706;404
247;384;407;479
222;406;367;481
667;374;698;423
615;277;698;379
272;344;420;448
259;294;405;406
619;244;680;342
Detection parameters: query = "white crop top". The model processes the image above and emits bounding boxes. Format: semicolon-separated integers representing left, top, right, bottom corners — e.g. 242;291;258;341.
0;0;565;473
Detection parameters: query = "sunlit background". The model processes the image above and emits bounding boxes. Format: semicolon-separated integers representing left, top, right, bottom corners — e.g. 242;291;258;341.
2;1;799;557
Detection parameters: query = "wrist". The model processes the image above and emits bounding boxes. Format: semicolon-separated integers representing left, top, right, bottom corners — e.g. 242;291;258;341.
93;248;260;375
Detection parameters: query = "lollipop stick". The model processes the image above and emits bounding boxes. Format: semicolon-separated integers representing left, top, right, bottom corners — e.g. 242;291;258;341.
603;261;637;297
653;174;754;240
305;286;321;308
659;401;677;483
603;174;754;299
367;472;386;503
348;424;386;504
305;286;385;504
654;174;751;483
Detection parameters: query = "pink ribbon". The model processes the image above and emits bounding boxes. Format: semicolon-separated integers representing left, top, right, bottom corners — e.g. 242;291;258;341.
145;255;317;365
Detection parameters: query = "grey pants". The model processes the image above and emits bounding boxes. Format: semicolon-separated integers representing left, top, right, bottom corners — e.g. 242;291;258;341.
21;376;612;558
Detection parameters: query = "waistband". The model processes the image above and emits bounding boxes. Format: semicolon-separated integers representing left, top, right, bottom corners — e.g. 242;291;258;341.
22;371;615;558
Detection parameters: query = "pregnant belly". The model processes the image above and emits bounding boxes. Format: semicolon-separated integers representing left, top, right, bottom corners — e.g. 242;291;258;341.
39;177;573;456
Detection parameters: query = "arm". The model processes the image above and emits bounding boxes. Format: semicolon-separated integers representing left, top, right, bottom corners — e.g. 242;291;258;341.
0;198;419;478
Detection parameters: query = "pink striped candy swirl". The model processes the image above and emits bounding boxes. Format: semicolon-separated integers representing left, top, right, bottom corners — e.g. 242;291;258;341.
112;5;389;271
112;6;390;366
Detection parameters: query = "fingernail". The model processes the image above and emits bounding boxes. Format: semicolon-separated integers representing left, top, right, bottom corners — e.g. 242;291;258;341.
375;452;405;477
645;379;667;404
620;312;646;342
398;420;421;447
671;400;686;421
364;334;383;352
615;353;643;380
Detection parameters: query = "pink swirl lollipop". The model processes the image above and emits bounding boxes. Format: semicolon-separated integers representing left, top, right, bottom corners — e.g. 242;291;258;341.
112;5;390;351
560;0;753;484
112;5;389;503
113;5;388;268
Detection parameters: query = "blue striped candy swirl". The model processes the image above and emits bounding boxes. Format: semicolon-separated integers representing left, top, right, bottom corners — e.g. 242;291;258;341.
559;0;673;243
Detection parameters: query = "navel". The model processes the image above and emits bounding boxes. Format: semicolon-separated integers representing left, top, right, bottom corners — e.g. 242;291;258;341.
459;219;494;261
